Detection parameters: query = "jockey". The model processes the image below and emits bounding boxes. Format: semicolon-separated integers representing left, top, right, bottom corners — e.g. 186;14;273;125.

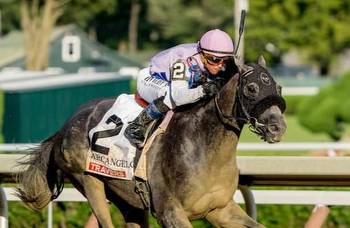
124;29;238;147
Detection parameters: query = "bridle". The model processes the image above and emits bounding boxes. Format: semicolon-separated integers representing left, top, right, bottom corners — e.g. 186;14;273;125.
214;83;267;136
214;68;281;138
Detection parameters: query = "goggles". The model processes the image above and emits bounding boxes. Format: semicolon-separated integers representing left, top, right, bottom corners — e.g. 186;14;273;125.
202;53;231;66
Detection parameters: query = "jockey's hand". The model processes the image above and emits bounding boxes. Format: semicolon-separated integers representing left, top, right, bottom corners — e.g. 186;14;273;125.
202;81;220;98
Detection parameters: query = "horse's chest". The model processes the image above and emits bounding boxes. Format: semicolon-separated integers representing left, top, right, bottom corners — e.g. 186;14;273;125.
184;184;235;219
183;167;238;218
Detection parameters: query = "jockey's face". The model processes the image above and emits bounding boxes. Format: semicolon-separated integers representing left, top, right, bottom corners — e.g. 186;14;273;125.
205;62;224;75
201;53;230;75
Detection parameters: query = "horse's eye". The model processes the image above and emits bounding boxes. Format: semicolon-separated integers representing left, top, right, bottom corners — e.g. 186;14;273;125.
244;82;259;98
260;72;271;85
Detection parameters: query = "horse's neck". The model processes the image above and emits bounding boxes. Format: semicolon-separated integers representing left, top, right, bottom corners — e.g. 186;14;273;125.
195;74;241;155
194;98;240;168
164;75;241;161
216;74;239;117
213;73;243;134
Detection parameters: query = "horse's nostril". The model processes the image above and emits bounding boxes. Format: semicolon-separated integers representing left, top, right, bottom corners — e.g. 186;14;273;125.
268;124;279;133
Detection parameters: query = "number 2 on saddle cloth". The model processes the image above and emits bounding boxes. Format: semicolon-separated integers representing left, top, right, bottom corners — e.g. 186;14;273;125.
90;92;149;154
91;114;124;155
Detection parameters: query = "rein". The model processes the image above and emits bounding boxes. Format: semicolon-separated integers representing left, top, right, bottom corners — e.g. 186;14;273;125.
214;96;240;131
214;72;268;137
214;93;266;136
236;93;268;137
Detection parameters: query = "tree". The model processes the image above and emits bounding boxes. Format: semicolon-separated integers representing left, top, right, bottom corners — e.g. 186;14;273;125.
147;0;234;48
66;0;149;52
21;0;67;70
0;0;21;36
246;0;350;75
128;0;140;53
295;1;350;75
57;0;117;31
4;0;350;72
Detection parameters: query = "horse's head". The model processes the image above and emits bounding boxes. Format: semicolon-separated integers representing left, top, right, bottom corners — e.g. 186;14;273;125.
216;55;286;143
235;55;286;143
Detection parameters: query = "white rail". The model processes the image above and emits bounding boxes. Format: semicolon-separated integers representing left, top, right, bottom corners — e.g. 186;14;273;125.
282;87;319;96
1;143;350;227
0;144;37;152
2;142;350;152
2;187;350;206
237;142;350;151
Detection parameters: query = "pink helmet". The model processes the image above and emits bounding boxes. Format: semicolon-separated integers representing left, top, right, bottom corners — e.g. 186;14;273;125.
198;29;234;57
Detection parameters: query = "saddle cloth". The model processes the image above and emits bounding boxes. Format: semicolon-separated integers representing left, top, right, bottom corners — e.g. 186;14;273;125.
86;94;173;181
86;94;143;180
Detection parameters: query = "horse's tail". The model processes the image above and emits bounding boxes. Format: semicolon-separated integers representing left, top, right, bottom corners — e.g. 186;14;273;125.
15;133;64;211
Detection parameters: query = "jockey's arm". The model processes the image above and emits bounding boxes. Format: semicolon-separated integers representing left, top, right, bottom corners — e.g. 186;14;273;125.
163;80;206;109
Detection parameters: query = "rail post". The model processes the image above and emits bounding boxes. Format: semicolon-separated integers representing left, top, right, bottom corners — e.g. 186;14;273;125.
0;187;8;228
238;185;257;220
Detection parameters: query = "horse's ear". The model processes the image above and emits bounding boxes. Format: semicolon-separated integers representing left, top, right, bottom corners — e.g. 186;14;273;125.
258;55;266;67
235;57;250;74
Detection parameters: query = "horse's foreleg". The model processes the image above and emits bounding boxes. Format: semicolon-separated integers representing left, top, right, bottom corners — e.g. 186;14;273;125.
205;200;264;228
156;203;192;228
119;207;148;228
108;193;148;228
84;175;114;228
152;191;192;228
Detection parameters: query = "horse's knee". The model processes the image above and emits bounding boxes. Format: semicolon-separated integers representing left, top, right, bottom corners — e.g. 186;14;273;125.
206;201;264;228
154;204;192;228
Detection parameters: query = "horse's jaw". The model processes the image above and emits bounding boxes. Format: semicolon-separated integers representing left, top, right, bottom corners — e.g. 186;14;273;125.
257;105;287;143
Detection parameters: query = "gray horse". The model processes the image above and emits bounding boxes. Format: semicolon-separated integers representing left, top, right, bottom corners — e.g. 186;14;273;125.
16;56;286;228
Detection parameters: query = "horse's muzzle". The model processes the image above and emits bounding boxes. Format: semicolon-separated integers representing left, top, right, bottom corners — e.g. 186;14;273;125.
258;106;287;143
266;122;286;143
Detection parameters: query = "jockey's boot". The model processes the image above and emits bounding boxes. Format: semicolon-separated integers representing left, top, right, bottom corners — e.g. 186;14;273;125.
124;96;169;147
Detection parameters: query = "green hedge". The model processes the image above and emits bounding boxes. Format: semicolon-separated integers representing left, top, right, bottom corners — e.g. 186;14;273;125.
297;72;350;140
284;95;308;115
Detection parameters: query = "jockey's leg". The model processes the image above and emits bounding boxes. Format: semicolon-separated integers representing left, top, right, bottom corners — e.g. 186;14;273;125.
83;175;114;228
136;68;168;104
205;200;264;228
125;67;169;147
124;96;169;147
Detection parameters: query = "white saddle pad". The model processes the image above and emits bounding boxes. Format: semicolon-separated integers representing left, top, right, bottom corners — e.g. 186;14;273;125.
86;94;143;180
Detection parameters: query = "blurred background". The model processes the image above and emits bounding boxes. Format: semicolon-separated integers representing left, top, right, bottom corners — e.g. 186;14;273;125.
1;0;350;227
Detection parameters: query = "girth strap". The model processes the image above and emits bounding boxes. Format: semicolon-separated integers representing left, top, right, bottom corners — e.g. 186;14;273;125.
135;178;151;209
